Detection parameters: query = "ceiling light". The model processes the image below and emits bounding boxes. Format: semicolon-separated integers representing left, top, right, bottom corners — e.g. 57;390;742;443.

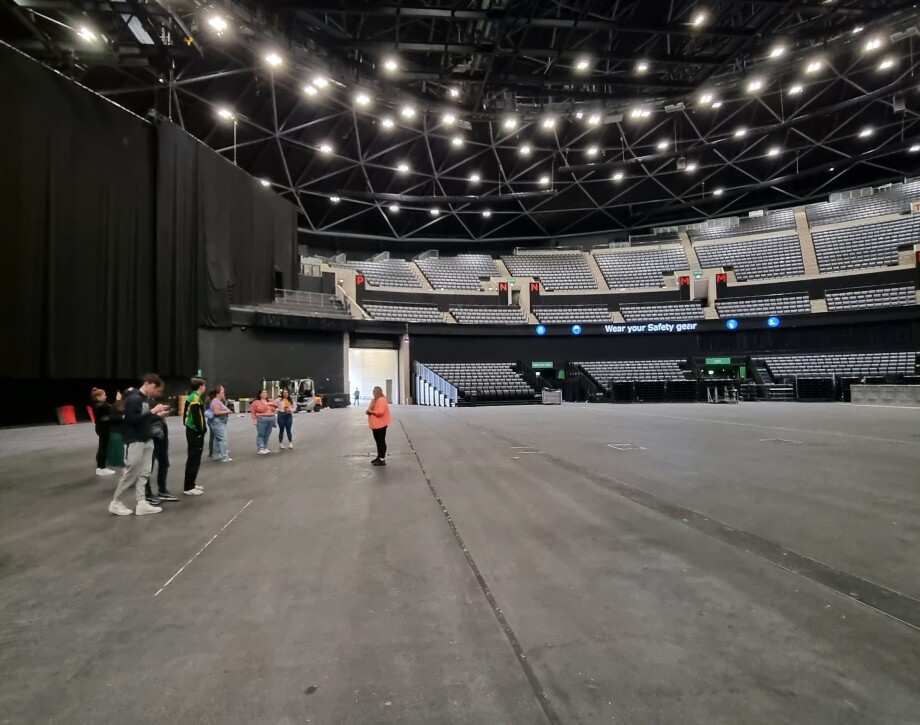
769;44;785;59
259;179;271;188
767;146;781;156
878;57;895;71
588;113;602;126
388;203;399;212
329;195;340;203
691;10;708;27
381;117;395;129
520;144;531;155
541;116;556;130
355;92;371;107
482;209;492;218
575;111;584;120
397;162;410;173
636;60;649;73
858;127;874;138
217;107;235;120
207;15;228;33
319;143;333;154
611;171;624;182
400;105;416;119
539;175;550;185
788;83;804;95
585;145;599;157
442;113;457;125
711;101;723;109
503;116;518;130
864;36;884;53
685;162;698;172
303;84;317;96
629;106;651;119
734;127;748;138
430;207;440;216
575;56;591;72
448;87;460;98
657;140;669;150
909;144;920;153
77;25;98;42
746;77;765;93
265;51;283;68
383;56;398;72
805;59;823;74
851;26;864;35
313;76;328;89
714;187;724;196
451;136;464;147
469;173;481;183
699;92;715;105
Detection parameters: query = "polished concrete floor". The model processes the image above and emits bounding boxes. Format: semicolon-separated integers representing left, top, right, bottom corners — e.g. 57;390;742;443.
0;402;918;724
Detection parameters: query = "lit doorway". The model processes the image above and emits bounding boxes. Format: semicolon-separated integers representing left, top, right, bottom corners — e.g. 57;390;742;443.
348;347;399;406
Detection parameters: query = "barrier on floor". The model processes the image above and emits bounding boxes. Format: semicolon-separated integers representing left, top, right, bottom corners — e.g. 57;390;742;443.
56;405;77;425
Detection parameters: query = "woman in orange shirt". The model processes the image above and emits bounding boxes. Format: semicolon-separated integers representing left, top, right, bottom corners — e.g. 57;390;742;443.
366;386;391;466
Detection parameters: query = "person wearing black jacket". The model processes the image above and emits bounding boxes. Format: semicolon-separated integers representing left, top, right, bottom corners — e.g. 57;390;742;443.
91;388;116;477
108;374;170;516
183;377;208;495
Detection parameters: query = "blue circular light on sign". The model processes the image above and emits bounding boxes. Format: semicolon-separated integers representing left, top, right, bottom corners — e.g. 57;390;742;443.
535;324;547;336
571;324;582;335
767;316;781;328
725;318;739;331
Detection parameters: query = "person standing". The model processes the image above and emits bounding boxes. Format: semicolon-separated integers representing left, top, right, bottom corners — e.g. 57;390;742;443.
353;388;360;406
144;384;179;504
276;388;295;449
106;391;126;470
108;374;169;516
366;386;391;467
250;389;278;454
209;385;233;462
183;377;207;496
90;388;116;477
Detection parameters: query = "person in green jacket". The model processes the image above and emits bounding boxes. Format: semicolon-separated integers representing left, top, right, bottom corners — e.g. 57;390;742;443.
183;377;207;496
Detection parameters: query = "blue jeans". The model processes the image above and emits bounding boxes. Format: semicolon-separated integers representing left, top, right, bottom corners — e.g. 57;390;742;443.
211;416;230;460
277;411;293;442
255;416;275;450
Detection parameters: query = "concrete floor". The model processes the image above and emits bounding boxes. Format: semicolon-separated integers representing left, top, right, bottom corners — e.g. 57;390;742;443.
0;403;918;724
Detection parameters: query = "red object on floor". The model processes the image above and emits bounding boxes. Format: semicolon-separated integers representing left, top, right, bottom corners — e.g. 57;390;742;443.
86;405;96;424
57;405;77;425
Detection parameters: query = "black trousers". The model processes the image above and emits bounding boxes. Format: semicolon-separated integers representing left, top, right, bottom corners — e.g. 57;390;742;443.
146;435;170;496
372;426;387;459
184;429;205;491
95;425;110;469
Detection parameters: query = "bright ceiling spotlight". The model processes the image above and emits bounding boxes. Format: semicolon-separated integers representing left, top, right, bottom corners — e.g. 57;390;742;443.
769;44;786;59
685;161;698;172
864;36;884;53
259;178;271;188
482;209;492;218
910;144;920;153
442;112;457;125
878;57;895;71
539;175;550;185
851;25;864;35
714;187;724;196
217;107;235;120
451;136;464;147
207;15;228;32
858;127;874;138
575;56;591;72
319;143;333;154
587;113;602;126
636;60;649;73
804;58;823;74
734;127;748;138
657;140;669;150
469;173;481;183
767;146;781;156
77;25;99;42
381;117;395;129
264;51;283;68
329;195;340;203
788;83;804;95
585;145;599;157
575;110;585;120
429;207;440;216
711;100;723;109
699;91;715;105
303;84;317;96
691;9;708;27
629;106;650;119
448;86;460;98
519;144;532;155
313;76;329;89
388;203;399;212
503;116;518;130
611;170;625;182
746;77;766;93
397;162;410;173
400;105;416;119
541;116;557;130
383;56;399;72
355;91;371;107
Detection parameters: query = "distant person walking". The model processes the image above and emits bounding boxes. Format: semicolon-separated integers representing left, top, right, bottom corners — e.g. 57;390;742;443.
108;374;169;516
251;389;278;454
90;388;116;477
353;388;360;406
209;385;233;462
366;386;391;467
183;377;207;496
277;388;295;449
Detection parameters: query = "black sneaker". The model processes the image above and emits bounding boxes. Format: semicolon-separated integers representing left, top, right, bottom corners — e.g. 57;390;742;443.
371;459;386;467
146;495;162;505
158;491;179;502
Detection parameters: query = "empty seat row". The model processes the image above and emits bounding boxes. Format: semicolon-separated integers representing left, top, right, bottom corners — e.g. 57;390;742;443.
620;301;703;322
690;208;796;241
415;254;499;291
333;259;422;288
757;352;917;377
594;247;689;289
577;359;686;384
450;306;528;325
825;285;916;312
364;303;443;323
423;362;536;402
715;293;811;318
533;305;612;324
811;216;919;273
695;235;804;281
501;253;597;291
806;180;920;226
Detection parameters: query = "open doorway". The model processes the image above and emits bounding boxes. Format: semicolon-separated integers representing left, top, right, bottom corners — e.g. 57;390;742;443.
348;348;399;406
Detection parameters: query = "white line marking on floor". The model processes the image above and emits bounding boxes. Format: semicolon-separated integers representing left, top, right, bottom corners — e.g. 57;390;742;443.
759;438;803;445
154;499;254;597
607;443;647;451
846;403;920;411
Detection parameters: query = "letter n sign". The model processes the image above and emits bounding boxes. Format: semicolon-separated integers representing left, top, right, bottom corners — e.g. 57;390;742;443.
498;281;509;305
529;281;541;305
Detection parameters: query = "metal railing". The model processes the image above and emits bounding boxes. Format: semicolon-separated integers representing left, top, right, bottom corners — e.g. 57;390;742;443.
273;288;341;309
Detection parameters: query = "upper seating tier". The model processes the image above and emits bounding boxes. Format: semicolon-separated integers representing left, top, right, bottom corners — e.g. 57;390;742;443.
811;216;919;274
715;293;811;318
594;247;689;289
533;305;611;324
450;306;528;325
333;259;422;288
694;235;804;281
690;208;796;242
501;253;597;291
364;303;443;323
416;254;499;291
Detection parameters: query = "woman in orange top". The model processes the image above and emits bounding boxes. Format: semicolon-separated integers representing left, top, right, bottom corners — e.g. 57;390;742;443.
366;386;392;466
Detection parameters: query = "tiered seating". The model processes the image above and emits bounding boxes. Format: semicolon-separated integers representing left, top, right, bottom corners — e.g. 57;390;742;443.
501;253;597;291
826;285;916;312
758;352;916;378
620;301;703;321
416;254;498;290
425;362;536;403
694;235;804;281
691;208;796;241
577;359;686;383
450;305;528;325
811;216;919;273
334;259;421;288
533;305;611;324
594;247;689;288
364;303;443;323
715;293;811;318
806;180;920;226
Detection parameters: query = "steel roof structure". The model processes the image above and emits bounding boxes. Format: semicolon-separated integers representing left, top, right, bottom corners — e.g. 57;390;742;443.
3;0;920;245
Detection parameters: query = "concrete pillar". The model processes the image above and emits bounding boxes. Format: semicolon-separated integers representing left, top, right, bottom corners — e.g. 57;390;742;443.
399;334;411;405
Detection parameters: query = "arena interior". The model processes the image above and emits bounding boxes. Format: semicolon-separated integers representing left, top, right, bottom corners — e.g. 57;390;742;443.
1;1;919;723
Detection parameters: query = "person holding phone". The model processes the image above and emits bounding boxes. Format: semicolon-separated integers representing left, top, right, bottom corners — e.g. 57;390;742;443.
276;388;295;449
209;385;233;462
250;389;278;454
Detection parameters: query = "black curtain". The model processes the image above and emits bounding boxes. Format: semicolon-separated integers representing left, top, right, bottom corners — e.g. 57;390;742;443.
0;43;157;378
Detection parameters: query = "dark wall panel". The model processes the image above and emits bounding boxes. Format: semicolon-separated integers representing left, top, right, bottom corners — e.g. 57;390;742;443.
198;327;345;398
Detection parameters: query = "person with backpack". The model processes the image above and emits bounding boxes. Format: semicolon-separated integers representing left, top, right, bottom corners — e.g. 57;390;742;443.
183;377;207;496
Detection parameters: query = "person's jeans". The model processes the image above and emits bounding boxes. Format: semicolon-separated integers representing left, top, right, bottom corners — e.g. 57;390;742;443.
256;416;275;450
372;426;387;459
277;411;293;443
184;429;205;491
211;416;230;460
113;440;154;503
145;435;170;497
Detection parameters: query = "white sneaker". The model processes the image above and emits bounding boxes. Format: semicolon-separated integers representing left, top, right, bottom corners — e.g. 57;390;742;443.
288;442;293;450
279;443;286;450
108;500;133;516
96;468;116;476
135;500;162;515
183;488;203;496
195;484;205;491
